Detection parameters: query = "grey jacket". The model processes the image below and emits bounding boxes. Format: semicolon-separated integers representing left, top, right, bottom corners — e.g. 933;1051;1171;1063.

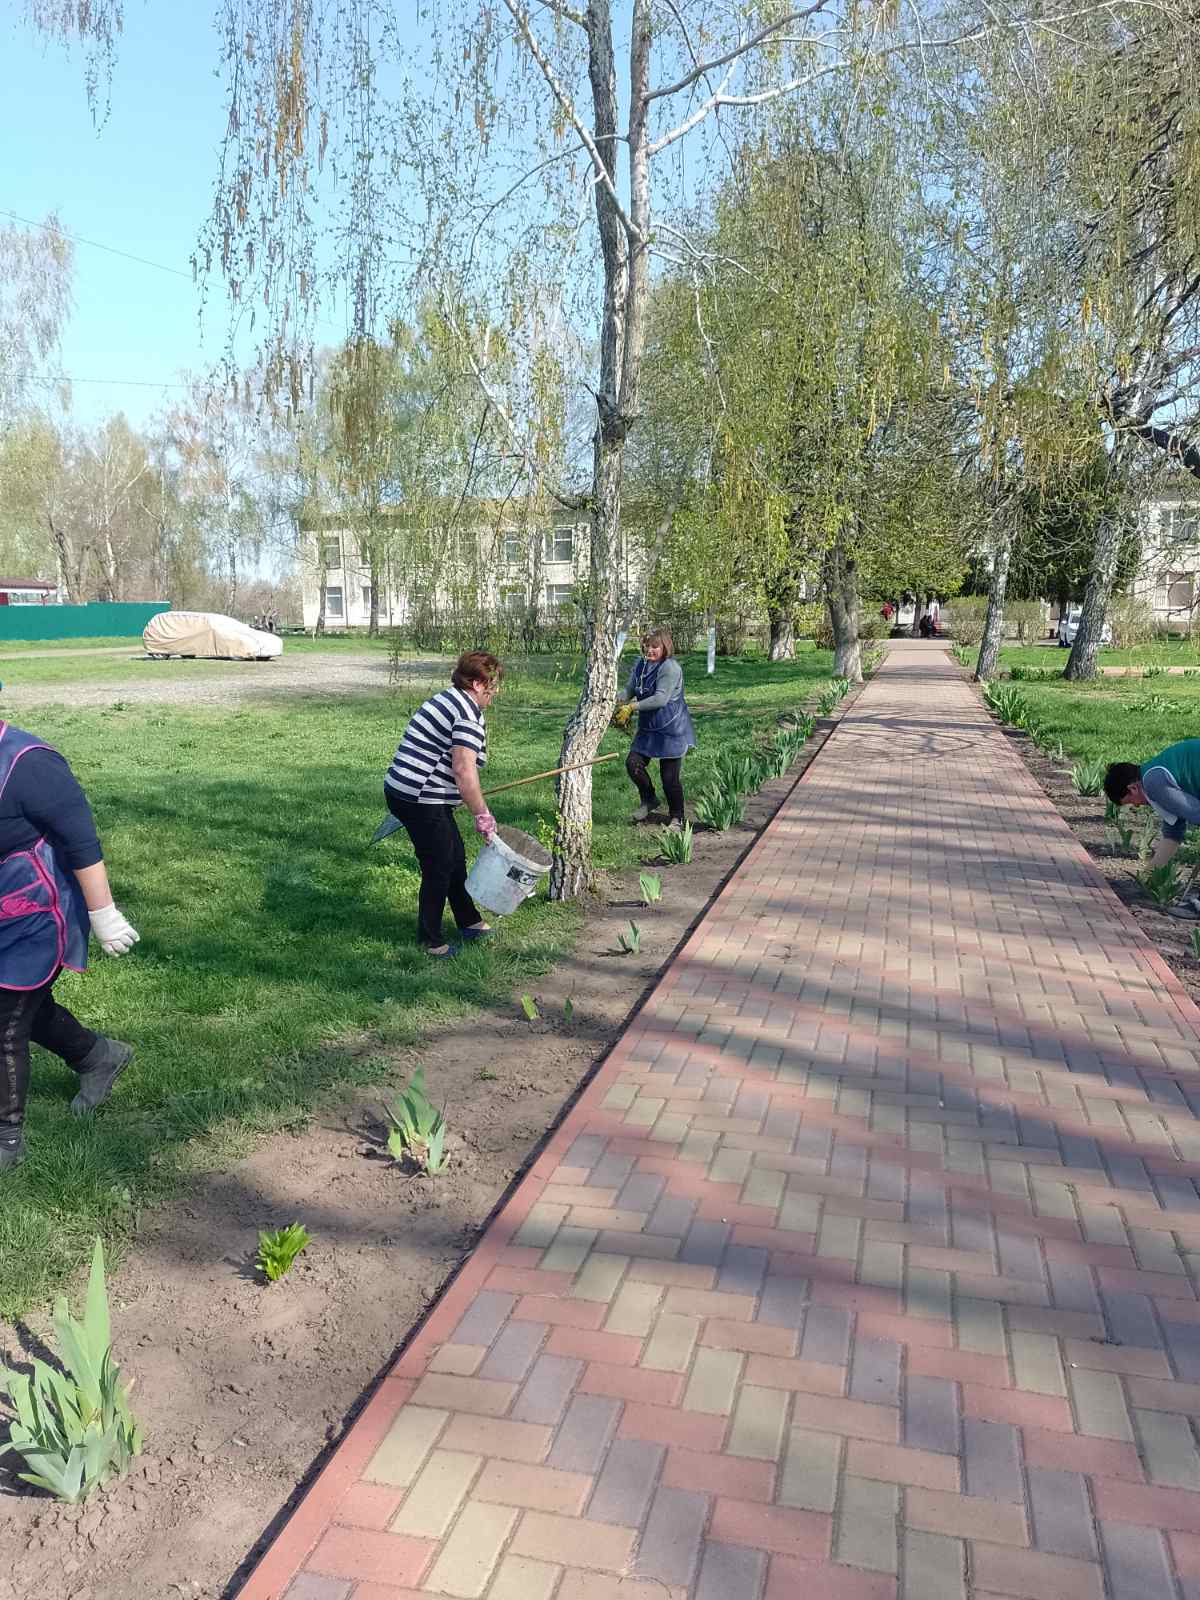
626;656;683;710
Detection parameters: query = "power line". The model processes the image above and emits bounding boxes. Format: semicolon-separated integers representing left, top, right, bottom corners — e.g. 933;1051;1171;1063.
15;372;187;389
1;208;193;281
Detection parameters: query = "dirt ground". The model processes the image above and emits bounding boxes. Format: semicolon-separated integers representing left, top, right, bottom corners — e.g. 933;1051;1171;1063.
4;651;436;710
0;706;846;1600
1000;721;1200;1009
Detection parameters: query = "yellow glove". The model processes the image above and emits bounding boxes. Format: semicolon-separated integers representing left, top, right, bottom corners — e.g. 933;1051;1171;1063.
613;700;636;731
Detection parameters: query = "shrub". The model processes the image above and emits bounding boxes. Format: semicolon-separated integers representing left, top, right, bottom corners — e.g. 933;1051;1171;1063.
1108;597;1156;649
1006;599;1049;643
1;1238;143;1502
943;596;988;648
1009;665;1061;682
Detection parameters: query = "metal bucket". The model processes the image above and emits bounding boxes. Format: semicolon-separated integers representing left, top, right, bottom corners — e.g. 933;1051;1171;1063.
465;825;553;916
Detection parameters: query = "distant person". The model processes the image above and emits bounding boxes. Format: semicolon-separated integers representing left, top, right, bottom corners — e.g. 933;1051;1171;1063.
881;601;895;624
618;627;696;832
0;722;139;1172
1106;740;1200;917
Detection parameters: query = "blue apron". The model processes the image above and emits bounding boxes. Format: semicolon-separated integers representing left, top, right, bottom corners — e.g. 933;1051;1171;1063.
0;723;89;991
631;658;696;760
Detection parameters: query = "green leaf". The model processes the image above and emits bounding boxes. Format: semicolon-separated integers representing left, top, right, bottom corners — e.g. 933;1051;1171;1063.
520;993;540;1020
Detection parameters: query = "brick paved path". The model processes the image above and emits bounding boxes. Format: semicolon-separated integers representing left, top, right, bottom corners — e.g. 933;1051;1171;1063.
243;642;1200;1600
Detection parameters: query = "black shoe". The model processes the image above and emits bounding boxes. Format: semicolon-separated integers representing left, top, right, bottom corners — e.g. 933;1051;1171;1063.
71;1036;134;1117
0;1131;25;1172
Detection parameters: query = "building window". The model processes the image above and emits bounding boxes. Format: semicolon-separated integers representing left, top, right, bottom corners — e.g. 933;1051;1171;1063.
362;585;375;611
1167;572;1195;611
321;535;342;570
502;534;523;565
545;583;574;611
544;528;573;564
499;587;525;614
325;586;344;619
1164;509;1200;546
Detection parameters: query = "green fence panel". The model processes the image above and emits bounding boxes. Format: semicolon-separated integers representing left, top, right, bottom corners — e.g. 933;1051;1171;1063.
0;602;170;642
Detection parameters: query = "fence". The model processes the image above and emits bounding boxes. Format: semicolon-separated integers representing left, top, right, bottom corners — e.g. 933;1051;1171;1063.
0;602;170;643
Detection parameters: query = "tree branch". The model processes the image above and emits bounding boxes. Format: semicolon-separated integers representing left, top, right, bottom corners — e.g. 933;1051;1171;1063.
645;4;833;104
501;0;642;241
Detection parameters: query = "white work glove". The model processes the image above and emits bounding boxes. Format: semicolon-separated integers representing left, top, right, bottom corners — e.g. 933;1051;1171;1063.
89;903;140;956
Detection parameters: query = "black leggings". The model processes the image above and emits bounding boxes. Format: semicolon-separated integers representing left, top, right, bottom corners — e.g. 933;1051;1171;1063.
626;752;685;822
0;969;97;1130
385;793;482;947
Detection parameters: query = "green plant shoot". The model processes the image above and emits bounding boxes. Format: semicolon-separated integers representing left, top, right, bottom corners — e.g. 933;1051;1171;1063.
0;1237;143;1502
257;1222;312;1282
383;1068;449;1174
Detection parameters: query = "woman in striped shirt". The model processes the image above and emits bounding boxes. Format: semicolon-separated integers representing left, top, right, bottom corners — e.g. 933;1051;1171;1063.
384;651;503;958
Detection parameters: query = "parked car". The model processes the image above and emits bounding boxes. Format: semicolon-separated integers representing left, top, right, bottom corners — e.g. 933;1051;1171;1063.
1057;607;1113;647
143;611;283;660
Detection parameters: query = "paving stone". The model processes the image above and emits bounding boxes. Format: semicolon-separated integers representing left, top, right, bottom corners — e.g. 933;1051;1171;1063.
636;1487;709;1586
587;1438;663;1527
547;1395;622;1474
513;1355;584;1426
390;1450;480;1538
836;1475;899;1572
695;1541;767;1600
424;1503;517;1597
1026;1467;1099;1560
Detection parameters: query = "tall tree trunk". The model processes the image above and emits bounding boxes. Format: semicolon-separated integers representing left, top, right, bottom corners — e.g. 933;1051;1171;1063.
368;553;381;638
550;0;649;901
975;519;1013;681
765;568;799;661
550;438;622;899
316;571;327;636
47;512;75;603
1065;511;1123;681
822;532;862;682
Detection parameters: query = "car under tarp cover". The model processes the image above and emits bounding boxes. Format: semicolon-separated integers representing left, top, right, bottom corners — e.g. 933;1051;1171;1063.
143;611;283;660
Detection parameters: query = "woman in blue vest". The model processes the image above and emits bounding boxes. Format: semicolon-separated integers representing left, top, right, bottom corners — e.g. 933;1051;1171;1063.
619;626;696;831
0;721;139;1172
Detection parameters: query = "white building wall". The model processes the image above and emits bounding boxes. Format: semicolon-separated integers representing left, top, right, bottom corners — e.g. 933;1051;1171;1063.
298;512;646;631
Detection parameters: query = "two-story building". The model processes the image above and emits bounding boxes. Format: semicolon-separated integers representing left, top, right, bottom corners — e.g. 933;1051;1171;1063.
297;504;647;630
1131;487;1200;628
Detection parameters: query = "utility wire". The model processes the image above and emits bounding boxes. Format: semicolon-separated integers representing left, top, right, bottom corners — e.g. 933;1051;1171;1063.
14;372;186;389
1;208;193;280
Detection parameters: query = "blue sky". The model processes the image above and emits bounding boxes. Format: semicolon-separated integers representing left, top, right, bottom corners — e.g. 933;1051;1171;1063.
3;6;346;429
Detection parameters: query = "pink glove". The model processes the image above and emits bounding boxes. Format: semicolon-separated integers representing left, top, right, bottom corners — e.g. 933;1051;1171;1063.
475;810;498;839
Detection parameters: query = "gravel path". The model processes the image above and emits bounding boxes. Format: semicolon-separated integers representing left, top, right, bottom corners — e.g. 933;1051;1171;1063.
6;652;450;709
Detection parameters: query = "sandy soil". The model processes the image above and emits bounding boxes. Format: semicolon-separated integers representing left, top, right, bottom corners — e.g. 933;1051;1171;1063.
4;652;442;710
0;702;849;1600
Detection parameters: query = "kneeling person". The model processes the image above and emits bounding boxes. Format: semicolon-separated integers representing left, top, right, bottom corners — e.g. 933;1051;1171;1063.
1106;739;1200;914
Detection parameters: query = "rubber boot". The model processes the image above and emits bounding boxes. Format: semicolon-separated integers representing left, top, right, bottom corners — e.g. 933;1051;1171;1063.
0;1130;25;1173
70;1036;134;1117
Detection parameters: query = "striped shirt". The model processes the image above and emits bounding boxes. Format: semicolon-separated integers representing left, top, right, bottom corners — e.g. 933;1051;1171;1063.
385;688;487;804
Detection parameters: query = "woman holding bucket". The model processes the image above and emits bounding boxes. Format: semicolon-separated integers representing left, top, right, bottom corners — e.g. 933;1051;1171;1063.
618;626;696;830
384;651;502;960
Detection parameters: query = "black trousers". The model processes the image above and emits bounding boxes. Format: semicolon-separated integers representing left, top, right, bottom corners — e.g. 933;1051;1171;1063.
626;752;685;822
386;794;482;947
0;970;97;1131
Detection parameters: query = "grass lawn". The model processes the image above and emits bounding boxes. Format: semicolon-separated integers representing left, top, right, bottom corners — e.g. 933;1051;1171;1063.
1000;642;1200;672
994;671;1200;767
1;646;834;1315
